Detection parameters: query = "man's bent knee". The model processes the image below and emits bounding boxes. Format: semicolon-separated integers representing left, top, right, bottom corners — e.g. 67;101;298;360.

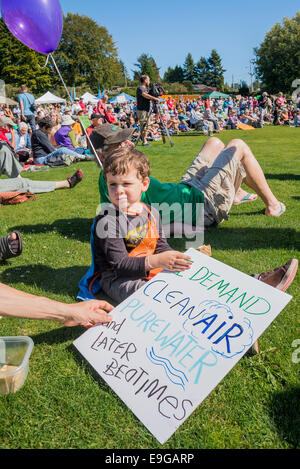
208;136;224;147
225;138;245;149
202;137;225;153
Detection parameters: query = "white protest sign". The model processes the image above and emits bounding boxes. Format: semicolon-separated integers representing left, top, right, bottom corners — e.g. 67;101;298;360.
73;248;292;444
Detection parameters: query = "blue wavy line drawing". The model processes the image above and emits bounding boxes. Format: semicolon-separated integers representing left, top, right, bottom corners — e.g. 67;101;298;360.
146;349;185;389
149;350;186;387
145;347;188;390
150;348;188;383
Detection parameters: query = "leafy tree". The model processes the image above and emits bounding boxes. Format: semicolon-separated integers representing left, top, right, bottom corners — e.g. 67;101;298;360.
207;49;226;89
133;54;161;83
163;82;189;94
119;60;130;87
0;19;52;94
239;81;250;96
54;13;123;91
195;57;211;84
182;80;194;93
254;12;300;93
163;65;184;83
183;53;196;83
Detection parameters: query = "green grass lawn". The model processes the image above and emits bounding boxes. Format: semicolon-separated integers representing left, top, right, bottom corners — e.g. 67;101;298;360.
0;126;299;449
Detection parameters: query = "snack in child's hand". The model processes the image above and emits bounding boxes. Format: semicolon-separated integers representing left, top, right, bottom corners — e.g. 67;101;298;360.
197;245;212;257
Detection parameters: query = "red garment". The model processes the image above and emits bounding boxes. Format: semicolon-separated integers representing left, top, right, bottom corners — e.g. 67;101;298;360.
0;128;10;143
96;99;107;116
86;125;96;136
105;112;116;124
167;99;174;110
79;102;87;112
0;191;36;205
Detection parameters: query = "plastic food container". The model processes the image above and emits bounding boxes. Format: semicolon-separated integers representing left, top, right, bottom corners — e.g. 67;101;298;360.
0;336;34;395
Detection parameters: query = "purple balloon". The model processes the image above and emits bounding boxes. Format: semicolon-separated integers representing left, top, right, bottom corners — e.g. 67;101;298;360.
1;0;63;54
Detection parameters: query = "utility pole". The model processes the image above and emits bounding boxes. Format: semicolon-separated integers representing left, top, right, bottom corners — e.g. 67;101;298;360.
123;62;127;88
249;60;255;92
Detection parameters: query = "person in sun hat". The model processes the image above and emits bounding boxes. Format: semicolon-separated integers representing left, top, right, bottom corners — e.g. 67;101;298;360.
54;114;78;150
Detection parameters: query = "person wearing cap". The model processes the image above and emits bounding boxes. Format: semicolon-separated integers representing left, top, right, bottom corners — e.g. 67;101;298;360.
71;98;81;116
105;104;117;124
31;116;82;165
86;113;103;137
258;92;269;123
167;96;174;111
0;116;16;149
79;97;87;113
89;124;287;227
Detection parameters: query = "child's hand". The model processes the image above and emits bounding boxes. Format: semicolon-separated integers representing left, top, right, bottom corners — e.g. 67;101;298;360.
151;251;192;272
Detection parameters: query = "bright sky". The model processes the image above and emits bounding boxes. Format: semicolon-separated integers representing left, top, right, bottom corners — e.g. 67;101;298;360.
60;0;299;86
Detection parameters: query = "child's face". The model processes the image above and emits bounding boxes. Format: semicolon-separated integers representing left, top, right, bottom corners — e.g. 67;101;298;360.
106;166;150;211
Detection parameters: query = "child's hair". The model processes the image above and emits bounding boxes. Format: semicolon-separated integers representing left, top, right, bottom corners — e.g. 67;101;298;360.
103;147;150;181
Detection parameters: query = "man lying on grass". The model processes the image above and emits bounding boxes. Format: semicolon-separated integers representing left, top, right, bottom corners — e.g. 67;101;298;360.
90;124;285;235
89;146;297;305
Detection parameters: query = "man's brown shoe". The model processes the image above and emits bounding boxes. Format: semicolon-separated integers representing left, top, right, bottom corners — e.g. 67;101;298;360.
253;259;298;292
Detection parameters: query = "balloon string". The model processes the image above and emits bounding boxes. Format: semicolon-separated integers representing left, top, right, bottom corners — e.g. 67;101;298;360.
47;53;102;167
49;53;71;102
39;54;50;69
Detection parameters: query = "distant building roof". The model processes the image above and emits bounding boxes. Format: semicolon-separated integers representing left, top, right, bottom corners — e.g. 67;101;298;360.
193;84;217;93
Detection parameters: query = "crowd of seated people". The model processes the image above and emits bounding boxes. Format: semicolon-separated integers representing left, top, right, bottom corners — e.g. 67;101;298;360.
160;91;300;134
1;90;300;162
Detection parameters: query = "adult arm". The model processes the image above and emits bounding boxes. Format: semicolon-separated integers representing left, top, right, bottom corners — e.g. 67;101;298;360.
9;128;15;150
0;282;113;327
68;129;78;148
18;97;25;119
141;90;160;102
37;131;56;154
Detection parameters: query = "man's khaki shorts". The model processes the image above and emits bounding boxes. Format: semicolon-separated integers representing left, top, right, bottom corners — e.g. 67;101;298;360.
136;110;149;135
181;147;246;225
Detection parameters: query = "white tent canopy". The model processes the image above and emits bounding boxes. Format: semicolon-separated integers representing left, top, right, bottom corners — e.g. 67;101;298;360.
80;92;98;104
35;91;66;104
0;96;18;105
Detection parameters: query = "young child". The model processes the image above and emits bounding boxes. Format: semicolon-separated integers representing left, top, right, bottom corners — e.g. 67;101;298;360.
93;146;192;303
